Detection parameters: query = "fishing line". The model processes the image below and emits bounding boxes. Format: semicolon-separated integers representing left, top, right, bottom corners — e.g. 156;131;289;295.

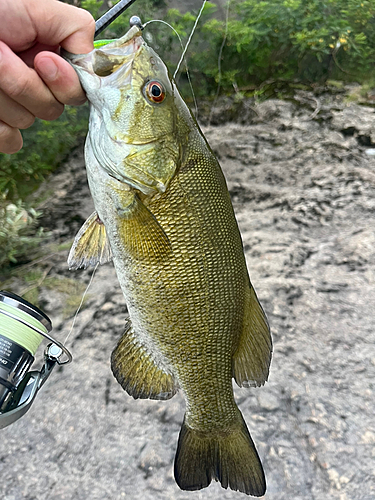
63;263;99;346
143;19;199;117
174;0;207;79
143;19;182;42
209;0;232;125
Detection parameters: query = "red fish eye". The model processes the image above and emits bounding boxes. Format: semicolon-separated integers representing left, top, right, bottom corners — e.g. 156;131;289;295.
145;81;166;103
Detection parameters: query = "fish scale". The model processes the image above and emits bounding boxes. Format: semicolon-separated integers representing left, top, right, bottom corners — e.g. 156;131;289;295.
65;24;272;496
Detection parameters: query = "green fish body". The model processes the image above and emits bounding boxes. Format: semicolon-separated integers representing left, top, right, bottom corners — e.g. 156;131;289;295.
65;26;272;496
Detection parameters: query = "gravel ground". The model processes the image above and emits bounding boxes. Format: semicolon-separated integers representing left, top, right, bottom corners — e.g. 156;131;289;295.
1;92;374;500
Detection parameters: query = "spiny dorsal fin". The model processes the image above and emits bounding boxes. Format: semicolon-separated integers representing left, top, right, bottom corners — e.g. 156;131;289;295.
111;319;178;400
68;211;112;270
233;285;272;388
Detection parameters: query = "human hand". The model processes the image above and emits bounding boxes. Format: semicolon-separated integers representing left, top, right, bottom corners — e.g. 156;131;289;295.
0;0;95;154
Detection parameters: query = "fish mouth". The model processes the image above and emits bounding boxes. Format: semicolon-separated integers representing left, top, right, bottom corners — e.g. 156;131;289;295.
62;25;143;77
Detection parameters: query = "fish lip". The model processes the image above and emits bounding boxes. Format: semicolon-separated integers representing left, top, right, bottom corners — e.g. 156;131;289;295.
62;25;143;69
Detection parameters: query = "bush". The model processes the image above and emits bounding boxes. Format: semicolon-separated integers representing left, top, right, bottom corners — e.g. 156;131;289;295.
180;0;375;92
128;0;375;95
0;106;88;272
0;196;45;268
0;106;88;201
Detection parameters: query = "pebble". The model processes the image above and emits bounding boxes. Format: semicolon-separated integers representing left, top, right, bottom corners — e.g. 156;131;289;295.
361;431;375;444
257;391;280;411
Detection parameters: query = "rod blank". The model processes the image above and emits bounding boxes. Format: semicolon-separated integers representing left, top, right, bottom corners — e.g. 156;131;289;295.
95;0;138;37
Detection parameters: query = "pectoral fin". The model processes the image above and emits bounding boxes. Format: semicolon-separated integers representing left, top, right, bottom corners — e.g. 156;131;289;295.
233;285;272;387
111;319;178;400
68;211;112;270
112;188;172;261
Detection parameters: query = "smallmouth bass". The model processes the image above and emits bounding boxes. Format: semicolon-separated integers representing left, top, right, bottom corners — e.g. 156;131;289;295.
65;25;272;496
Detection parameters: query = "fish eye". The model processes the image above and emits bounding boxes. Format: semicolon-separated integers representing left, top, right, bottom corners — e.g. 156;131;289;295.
145;81;166;103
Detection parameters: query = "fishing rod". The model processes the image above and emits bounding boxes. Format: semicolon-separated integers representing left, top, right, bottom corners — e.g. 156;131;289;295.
95;0;141;37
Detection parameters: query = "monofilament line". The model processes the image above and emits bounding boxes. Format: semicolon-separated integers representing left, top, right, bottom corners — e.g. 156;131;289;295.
209;0;231;124
64;263;99;346
173;0;207;79
143;19;199;117
143;19;182;42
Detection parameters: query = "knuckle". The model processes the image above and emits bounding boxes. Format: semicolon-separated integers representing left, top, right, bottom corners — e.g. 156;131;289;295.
81;11;96;33
64;91;86;107
73;95;87;106
6;76;31;100
0;123;22;154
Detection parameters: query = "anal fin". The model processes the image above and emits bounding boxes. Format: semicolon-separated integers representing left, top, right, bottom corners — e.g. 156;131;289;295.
68;211;112;270
111;320;178;400
233;285;272;388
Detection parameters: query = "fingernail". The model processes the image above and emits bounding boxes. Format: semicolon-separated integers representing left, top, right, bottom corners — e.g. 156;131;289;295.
38;57;58;81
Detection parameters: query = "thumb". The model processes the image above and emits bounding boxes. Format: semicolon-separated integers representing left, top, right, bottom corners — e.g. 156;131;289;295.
35;51;87;106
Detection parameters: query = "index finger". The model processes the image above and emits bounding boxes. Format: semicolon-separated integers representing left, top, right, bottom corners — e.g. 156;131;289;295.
28;0;96;54
2;0;95;54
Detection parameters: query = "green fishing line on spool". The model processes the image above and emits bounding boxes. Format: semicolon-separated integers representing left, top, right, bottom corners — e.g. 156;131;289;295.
0;302;46;356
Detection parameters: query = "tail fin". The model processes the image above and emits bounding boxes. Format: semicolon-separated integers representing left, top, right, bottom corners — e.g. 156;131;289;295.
174;412;266;496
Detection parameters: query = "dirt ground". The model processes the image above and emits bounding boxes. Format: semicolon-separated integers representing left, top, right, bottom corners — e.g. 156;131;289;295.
0;89;374;500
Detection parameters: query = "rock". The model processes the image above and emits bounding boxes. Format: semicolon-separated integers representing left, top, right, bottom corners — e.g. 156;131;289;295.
138;442;172;474
331;104;375;143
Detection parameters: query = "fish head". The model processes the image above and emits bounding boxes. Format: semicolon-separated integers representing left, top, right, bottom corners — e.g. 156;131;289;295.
63;26;191;195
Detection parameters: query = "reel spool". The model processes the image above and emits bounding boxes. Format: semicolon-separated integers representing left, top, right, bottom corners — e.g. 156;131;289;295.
0;291;72;429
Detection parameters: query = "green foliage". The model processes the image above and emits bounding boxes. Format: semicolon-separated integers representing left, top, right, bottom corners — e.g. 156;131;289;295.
81;0;103;19
82;0;375;96
61;0;375;92
0;106;88;201
0;196;45;268
159;0;375;93
0;106;88;271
